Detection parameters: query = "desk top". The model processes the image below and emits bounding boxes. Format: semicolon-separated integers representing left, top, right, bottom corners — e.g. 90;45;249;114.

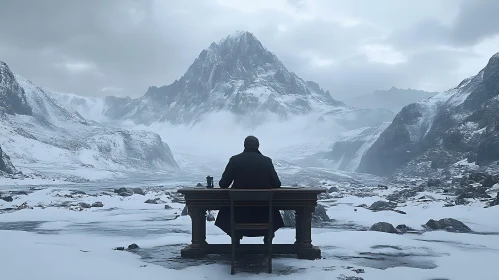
177;186;326;194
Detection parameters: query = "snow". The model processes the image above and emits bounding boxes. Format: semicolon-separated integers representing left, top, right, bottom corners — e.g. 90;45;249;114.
1;186;498;280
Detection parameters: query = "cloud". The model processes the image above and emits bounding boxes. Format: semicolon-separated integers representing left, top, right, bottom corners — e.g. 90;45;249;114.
0;0;497;100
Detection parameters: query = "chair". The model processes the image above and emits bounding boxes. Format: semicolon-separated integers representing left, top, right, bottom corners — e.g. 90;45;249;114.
229;190;274;275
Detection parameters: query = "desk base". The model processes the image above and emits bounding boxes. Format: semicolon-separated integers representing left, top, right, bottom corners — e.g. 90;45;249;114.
181;244;321;260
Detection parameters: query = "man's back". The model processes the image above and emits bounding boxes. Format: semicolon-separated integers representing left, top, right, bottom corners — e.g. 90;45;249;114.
219;148;281;189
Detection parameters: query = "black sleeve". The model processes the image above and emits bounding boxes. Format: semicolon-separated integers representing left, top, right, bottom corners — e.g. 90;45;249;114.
268;158;281;188
219;157;235;188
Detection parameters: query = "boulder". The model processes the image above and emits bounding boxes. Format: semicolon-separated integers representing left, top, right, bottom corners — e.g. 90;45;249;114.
132;188;146;195
114;187;133;197
1;196;13;202
144;198;166;204
395;224;416;233
312;204;330;225
92;202;104;208
369;222;397;233
328;186;339;193
128;243;139;250
206;211;216;222
164;204;172;210
181;205;189;216
78;202;92;209
281;204;330;228
424;218;471;233
281;210;295;227
386;186;423;202
368;200;397;211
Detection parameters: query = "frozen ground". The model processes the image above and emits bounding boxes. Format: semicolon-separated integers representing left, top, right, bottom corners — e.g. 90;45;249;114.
1;177;498;280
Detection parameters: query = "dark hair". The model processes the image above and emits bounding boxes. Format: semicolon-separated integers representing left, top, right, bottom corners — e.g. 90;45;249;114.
244;135;259;149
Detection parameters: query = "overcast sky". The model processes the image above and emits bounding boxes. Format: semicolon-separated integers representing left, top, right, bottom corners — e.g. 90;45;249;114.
0;0;498;100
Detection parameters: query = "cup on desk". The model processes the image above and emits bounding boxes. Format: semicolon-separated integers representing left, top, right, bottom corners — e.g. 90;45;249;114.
206;176;214;188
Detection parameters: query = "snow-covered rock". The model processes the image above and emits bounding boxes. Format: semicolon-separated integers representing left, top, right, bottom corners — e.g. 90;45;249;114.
358;52;499;176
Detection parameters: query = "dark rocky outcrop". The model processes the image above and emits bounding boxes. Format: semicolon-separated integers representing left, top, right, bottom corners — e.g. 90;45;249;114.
0;145;17;175
369;222;397;233
78;202;91;209
357;53;499;176
368;201;397;211
386;186;424;202
423;218;471;233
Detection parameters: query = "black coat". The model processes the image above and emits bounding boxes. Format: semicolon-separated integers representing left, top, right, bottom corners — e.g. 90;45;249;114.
214;148;285;237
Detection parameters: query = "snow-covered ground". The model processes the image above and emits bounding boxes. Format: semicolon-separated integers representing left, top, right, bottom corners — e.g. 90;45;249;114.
1;179;498;280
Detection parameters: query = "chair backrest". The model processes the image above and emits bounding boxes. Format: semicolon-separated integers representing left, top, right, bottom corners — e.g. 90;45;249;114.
229;190;274;202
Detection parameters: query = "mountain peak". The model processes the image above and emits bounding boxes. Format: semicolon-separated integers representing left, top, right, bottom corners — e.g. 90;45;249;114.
0;60;32;115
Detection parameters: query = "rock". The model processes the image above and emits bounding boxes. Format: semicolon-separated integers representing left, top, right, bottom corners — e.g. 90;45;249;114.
78;202;92;209
16;202;32;210
164;204;172;210
368;200;397;211
114;247;125;251
114;187;133;197
482;175;499;189
337;274;364;280
312;204;330;225
281;210;295;227
369;222;398;233
206;211;215;221
427;179;441;187
377;185;388;190
71;190;87;195
133;188;146;195
328;186;339;193
196;183;203;187
424;218;471;233
128;243;139;250
392;209;406;214
386;186;423;202
352;268;365;274
92;202;104;208
395;224;416;233
356;204;368;208
1;196;13;202
9;191;28;196
181;205;189;216
144;198;166;204
456;185;491;199
454;198;469;205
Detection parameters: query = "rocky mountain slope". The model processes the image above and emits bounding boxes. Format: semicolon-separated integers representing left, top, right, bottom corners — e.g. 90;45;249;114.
0;144;16;175
346;87;437;113
0;61;178;180
357;52;499;177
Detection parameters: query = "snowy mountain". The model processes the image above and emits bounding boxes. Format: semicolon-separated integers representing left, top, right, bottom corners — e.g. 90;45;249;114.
0;61;178;180
345;87;437;113
357;52;499;177
74;31;351;126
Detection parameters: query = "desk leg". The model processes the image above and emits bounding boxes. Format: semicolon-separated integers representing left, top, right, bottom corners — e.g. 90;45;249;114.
181;207;207;258
297;206;321;260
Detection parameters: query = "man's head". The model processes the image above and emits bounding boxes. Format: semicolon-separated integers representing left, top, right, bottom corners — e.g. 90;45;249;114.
244;135;259;149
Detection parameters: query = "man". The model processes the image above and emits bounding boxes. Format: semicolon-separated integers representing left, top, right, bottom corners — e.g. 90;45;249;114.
214;136;284;244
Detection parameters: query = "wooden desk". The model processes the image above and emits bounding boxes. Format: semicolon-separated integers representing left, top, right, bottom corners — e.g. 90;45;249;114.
177;187;326;260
